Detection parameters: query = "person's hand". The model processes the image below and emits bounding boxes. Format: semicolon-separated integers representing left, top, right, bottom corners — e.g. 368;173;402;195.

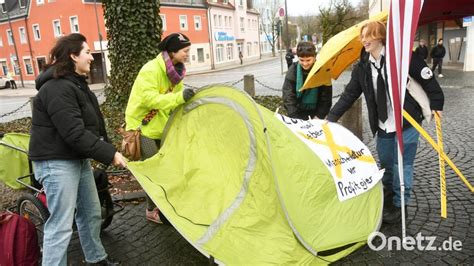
112;152;127;168
183;88;195;102
432;110;443;119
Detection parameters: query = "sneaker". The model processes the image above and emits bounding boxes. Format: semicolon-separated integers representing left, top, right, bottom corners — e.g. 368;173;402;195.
146;208;163;224
438;74;444;78
86;257;120;265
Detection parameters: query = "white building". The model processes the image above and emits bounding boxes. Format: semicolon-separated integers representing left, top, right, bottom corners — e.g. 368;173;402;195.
207;0;260;68
253;0;283;55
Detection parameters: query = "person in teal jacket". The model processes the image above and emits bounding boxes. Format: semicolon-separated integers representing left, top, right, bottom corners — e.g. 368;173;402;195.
125;33;194;224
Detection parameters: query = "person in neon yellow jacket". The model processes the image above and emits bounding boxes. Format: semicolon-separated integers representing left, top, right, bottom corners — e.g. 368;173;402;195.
125;33;195;224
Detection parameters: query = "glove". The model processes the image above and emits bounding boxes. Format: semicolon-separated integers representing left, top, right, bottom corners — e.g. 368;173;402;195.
183;88;195;102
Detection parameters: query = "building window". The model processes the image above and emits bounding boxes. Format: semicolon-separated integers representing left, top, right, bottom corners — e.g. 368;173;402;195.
24;58;33;75
1;3;6;13
194;15;201;30
19;0;27;8
254;42;259;54
197;48;204;63
6;30;13;46
229;17;232;27
0;36;3;47
247;42;252;56
0;61;8;76
70;16;79;33
179;15;188;30
19;27;27;44
218;15;222;27
214;15;217;27
36;57;46;73
37;0;44;5
160;14;166;31
53;19;62;37
216;44;224;63
240;17;245;32
226;43;233;60
13;59;20;75
239;0;243;6
32;24;41;41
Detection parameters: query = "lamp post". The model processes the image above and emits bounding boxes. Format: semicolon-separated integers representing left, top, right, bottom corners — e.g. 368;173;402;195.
0;0;25;87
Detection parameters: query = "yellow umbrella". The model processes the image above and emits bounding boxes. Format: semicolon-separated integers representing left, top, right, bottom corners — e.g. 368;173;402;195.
303;11;388;90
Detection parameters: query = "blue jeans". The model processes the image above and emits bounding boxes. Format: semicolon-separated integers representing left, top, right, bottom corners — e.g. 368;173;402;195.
33;159;107;266
376;126;420;208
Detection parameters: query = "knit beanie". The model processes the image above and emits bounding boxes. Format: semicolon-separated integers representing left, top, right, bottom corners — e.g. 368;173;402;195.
158;33;191;53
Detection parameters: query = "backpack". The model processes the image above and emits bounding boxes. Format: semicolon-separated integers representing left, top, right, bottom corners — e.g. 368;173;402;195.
0;211;40;266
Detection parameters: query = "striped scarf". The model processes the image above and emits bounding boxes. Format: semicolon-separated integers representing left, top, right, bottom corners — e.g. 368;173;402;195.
162;51;186;85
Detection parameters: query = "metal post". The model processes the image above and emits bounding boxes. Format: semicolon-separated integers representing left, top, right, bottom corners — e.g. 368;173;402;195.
243;74;255;97
284;0;290;49
3;2;25;88
94;0;108;85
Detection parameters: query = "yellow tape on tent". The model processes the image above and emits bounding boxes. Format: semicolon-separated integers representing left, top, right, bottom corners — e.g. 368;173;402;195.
402;110;474;193
434;113;447;218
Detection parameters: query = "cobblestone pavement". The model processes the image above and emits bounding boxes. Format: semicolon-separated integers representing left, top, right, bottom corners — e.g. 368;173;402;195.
64;70;473;265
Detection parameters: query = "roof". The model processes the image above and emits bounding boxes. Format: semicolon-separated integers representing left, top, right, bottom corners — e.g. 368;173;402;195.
0;0;29;23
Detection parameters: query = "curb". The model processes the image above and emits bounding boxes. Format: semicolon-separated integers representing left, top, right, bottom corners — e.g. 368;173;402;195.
187;55;279;76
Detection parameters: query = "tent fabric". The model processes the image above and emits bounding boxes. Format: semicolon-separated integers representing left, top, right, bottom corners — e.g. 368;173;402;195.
0;133;31;190
128;86;383;264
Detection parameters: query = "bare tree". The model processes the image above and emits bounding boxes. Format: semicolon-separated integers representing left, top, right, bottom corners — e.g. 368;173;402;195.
317;0;367;45
258;1;282;56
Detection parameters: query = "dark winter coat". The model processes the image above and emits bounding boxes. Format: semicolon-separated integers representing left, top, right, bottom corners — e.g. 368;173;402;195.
414;45;428;60
29;68;116;165
430;45;446;59
327;51;444;136
282;63;332;120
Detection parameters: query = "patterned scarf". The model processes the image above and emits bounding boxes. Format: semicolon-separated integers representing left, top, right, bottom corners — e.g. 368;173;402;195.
295;63;318;110
162;51;186;85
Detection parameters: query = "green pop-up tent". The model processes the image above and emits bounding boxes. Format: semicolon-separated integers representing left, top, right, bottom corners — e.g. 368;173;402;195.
127;86;383;264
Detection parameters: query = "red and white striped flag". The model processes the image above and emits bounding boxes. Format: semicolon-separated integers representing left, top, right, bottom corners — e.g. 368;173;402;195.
385;0;424;239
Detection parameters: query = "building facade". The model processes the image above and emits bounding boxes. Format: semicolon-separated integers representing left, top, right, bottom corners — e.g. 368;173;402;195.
0;0;262;84
253;0;282;55
0;0;108;83
161;0;211;72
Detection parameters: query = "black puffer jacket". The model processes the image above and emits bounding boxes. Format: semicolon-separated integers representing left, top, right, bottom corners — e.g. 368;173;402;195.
282;63;332;120
29;68;116;165
327;51;444;136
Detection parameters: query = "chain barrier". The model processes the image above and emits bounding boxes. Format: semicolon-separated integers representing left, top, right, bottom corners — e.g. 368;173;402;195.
227;78;244;87
0;99;31;119
254;78;282;92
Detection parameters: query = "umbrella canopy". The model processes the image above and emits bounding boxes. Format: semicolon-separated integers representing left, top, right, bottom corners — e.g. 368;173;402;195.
303;11;388;90
419;0;474;25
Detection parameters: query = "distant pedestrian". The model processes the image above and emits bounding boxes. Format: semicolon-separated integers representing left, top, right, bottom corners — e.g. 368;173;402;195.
431;38;446;78
285;48;294;68
282;42;332;120
414;39;428;61
239;51;243;65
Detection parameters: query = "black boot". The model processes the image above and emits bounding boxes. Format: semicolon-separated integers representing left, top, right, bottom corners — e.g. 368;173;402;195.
383;205;406;224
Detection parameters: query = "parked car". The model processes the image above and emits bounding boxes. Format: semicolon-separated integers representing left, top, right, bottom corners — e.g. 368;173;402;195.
0;76;17;89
